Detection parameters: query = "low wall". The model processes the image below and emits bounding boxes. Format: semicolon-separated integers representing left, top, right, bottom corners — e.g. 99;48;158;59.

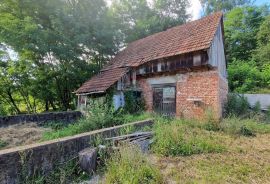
0;119;153;184
0;111;82;127
242;94;270;111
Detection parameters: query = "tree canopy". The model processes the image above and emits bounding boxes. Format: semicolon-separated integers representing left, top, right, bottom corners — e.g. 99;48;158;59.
200;0;251;15
0;0;270;115
0;0;191;115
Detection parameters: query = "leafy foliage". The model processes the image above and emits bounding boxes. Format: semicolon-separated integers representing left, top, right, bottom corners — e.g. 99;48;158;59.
224;6;266;62
224;94;249;117
42;97;151;140
200;0;251;15
123;91;145;114
110;0;190;43
0;139;8;149
0;0;191;115
227;60;263;93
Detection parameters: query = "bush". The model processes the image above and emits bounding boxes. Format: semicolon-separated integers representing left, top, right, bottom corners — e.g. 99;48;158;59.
123;91;145;114
0;139;7;149
239;125;256;137
104;145;164;184
224;94;250;117
152;119;226;156
253;101;261;114
42;101;151;140
42;100;119;140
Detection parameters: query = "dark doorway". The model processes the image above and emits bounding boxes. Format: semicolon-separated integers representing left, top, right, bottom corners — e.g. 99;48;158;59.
153;84;176;116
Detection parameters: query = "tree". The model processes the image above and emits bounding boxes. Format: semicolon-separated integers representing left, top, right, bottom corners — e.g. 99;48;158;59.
0;0;119;112
228;60;262;93
200;0;251;15
253;15;270;66
110;0;190;43
224;6;266;63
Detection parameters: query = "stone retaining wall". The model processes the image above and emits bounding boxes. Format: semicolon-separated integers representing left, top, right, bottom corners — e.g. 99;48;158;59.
0;119;153;184
0;111;82;127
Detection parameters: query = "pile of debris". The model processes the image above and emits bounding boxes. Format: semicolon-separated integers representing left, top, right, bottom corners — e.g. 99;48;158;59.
106;131;153;153
78;131;154;181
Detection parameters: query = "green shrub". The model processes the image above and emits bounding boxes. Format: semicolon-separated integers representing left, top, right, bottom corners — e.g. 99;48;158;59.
123;91;145;114
224;94;250;117
253;101;261;114
42;110;151;140
104;145;164;184
0;139;8;149
152;119;225;156
239;125;256;137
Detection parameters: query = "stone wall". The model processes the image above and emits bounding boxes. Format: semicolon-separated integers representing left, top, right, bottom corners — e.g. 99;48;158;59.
0;119;153;184
137;69;228;119
0;111;82;127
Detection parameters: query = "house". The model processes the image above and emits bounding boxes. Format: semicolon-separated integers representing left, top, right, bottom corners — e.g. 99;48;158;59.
75;12;228;119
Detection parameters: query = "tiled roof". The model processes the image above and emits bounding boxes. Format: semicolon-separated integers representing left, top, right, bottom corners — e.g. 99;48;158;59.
76;12;223;94
75;67;129;94
102;12;223;71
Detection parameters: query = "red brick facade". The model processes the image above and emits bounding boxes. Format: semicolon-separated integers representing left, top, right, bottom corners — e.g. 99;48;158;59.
137;69;228;119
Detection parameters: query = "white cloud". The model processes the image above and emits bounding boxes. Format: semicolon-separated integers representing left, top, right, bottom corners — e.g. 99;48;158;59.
188;0;203;20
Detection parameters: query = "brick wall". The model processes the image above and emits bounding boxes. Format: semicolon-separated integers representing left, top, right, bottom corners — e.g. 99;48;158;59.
137;78;153;112
137;69;228;119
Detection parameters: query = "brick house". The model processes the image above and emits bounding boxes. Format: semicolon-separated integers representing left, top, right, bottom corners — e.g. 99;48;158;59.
75;12;228;119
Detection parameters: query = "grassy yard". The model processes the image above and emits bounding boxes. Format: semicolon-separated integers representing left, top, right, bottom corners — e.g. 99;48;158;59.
148;117;270;184
101;116;270;184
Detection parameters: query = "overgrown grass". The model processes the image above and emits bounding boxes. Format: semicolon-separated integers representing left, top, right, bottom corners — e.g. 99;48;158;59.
220;116;270;136
20;158;89;184
151;118;226;156
103;145;164;184
42;113;152;141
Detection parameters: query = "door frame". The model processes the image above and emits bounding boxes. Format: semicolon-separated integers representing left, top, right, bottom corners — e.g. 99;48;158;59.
152;83;176;116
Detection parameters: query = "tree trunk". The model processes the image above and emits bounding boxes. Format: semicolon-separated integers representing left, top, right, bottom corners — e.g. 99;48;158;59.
7;90;21;114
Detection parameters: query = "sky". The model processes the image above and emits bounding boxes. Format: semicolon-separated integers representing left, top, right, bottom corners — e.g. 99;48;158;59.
188;0;202;20
189;0;270;20
108;0;270;21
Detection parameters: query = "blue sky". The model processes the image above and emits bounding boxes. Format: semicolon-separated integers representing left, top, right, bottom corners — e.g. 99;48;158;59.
190;0;269;20
255;0;269;6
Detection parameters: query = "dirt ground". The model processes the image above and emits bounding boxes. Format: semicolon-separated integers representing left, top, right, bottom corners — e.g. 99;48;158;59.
150;133;270;184
0;123;51;150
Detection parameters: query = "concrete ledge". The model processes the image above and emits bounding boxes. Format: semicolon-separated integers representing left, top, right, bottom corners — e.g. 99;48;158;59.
0;111;82;127
0;119;153;184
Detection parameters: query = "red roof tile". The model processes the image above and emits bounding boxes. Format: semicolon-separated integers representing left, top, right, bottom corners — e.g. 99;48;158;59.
102;12;223;71
76;12;223;94
75;67;129;94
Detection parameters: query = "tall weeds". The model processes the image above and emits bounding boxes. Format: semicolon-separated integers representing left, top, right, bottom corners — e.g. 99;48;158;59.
104;145;164;184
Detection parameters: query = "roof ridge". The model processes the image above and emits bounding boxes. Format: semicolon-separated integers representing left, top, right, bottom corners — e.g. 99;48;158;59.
128;11;223;46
